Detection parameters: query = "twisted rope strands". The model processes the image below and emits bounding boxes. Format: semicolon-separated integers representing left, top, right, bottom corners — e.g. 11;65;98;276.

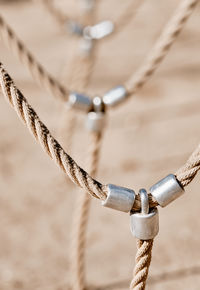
71;132;102;290
0;0;196;106
58;0;97;152
0;61;200;209
130;239;154;290
0;62;106;200
125;0;198;95
175;143;200;187
0;15;68;101
69;7;101;290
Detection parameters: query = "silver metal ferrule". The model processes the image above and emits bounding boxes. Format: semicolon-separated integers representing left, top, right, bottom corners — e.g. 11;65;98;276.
102;184;136;213
85;96;105;132
130;208;159;240
150;174;184;207
68;92;92;112
103;85;127;107
130;189;159;240
83;20;114;40
85;111;105;132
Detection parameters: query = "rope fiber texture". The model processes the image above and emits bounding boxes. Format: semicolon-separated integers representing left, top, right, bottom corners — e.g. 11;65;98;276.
125;0;198;96
66;5;100;290
0;0;197;106
71;132;102;290
0;63;106;201
0;15;68;101
1;60;200;209
130;240;154;290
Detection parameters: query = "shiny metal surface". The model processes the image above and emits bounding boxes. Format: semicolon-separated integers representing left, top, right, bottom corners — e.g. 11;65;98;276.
68;92;92;112
150;174;184;207
83;20;114;40
102;184;136;212
130;189;159;240
85;111;105;132
103;85;127;107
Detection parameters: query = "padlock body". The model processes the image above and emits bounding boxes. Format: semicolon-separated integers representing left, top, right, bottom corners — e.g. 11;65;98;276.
130;208;159;240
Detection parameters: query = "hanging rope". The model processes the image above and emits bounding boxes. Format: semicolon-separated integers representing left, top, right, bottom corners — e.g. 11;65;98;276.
1;61;200;208
1;61;200;288
71;132;102;290
0;15;68;101
0;62;106;200
130;239;154;290
0;0;197;106
125;0;198;95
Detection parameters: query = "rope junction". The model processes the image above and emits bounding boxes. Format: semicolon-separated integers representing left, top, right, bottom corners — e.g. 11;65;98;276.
0;0;197;106
0;0;199;289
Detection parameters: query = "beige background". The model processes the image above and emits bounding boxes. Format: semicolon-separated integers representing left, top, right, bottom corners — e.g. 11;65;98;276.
0;0;200;289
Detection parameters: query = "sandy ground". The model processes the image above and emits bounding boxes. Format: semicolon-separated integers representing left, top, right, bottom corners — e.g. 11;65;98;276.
0;0;200;289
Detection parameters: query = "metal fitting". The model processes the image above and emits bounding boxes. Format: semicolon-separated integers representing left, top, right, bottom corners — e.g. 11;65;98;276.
85;97;105;132
103;85;127;107
150;174;184;207
102;184;136;213
80;38;93;56
130;189;159;240
68;92;92;112
67;20;83;36
83;20;114;40
85;111;105;132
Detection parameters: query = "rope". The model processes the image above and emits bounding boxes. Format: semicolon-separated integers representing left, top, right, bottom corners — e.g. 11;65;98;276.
175;143;200;187
0;62;106;200
130;239;154;290
42;0;144;33
1;60;200;207
125;0;198;95
67;6;101;290
41;0;68;26
0;15;68;101
71;132;102;290
113;0;145;37
0;0;196;105
1;62;200;210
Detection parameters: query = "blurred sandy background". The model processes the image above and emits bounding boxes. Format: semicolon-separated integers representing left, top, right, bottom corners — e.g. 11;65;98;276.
0;0;200;289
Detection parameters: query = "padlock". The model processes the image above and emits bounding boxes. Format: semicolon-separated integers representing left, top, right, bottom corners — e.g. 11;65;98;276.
130;189;159;240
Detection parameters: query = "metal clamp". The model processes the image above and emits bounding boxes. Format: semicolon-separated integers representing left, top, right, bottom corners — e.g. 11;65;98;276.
102;184;136;212
83;20;114;40
102;85;128;107
68;92;92;112
150;174;184;207
85;96;106;132
130;189;159;240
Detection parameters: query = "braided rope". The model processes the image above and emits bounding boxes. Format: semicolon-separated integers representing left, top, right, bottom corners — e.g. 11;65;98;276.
71;132;102;290
68;7;101;290
0;15;68;101
125;0;198;95
0;0;196;106
175;143;200;187
130;239;154;290
0;62;106;200
1;61;200;206
1;62;200;207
